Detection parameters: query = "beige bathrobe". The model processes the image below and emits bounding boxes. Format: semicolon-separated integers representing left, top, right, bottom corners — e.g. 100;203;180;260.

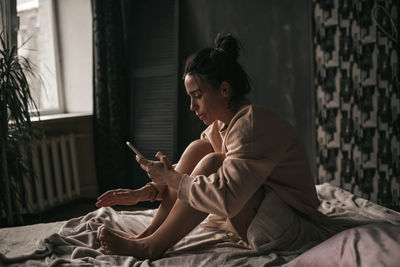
177;104;321;221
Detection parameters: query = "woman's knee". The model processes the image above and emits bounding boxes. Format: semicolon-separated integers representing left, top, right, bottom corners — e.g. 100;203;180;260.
186;139;214;155
191;152;225;176
176;140;214;175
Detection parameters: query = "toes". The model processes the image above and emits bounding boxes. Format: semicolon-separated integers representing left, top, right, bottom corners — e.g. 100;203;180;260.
103;243;114;255
100;240;112;254
98;227;117;254
98;226;105;240
98;227;113;241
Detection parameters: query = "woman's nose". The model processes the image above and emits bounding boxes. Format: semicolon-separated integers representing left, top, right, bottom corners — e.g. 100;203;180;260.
190;99;197;111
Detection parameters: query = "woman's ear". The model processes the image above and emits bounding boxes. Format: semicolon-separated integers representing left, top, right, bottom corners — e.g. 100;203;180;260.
220;81;232;98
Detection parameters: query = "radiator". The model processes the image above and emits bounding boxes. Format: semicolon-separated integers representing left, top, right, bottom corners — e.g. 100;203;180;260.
24;134;81;213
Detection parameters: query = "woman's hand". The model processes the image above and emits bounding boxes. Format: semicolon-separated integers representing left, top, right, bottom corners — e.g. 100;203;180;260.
96;188;147;207
137;152;182;191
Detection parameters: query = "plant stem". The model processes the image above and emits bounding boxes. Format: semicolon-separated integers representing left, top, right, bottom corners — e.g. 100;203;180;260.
0;105;13;225
1;143;13;226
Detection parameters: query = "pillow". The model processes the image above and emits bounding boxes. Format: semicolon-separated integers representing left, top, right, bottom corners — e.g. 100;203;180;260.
284;222;400;267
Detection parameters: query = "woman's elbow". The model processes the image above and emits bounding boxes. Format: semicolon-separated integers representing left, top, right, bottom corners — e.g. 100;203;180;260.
220;202;242;218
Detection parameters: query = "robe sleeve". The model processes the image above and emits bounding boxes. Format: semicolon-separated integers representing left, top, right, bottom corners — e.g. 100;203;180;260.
177;106;295;217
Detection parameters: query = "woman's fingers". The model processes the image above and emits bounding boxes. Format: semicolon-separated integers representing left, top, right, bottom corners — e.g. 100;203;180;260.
136;152;171;170
96;189;126;207
156;152;173;170
97;190;116;201
98;189;121;200
136;155;155;172
96;200;111;207
135;152;173;184
97;190;110;200
97;195;116;206
96;198;113;207
161;155;173;170
136;155;150;165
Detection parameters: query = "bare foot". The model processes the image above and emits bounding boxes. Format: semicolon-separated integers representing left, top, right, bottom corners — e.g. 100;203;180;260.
134;227;156;239
99;225;153;241
98;227;162;260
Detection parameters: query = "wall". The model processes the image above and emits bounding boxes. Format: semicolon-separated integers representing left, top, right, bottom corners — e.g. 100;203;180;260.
313;0;399;207
178;0;316;173
38;114;97;198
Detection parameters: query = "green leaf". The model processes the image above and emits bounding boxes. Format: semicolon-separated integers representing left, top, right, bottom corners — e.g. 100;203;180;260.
0;29;42;226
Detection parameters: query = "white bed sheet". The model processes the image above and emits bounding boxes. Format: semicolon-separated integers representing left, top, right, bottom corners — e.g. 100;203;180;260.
0;183;399;266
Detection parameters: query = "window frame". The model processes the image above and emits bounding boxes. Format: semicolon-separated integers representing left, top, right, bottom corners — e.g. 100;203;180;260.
15;0;65;115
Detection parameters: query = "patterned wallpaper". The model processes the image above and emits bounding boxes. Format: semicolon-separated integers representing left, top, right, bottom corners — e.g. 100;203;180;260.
312;0;399;207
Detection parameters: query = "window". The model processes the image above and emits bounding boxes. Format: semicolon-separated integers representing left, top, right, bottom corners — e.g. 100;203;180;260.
2;0;93;116
17;0;63;114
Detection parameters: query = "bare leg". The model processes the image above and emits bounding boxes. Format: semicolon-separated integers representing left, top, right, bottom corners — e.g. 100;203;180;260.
100;199;208;259
99;152;224;259
99;149;266;259
136;140;214;238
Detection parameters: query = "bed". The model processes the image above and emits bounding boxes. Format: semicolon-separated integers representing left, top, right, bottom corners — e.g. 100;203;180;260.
1;183;399;266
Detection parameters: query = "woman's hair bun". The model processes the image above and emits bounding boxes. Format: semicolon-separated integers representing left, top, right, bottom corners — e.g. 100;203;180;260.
214;33;240;61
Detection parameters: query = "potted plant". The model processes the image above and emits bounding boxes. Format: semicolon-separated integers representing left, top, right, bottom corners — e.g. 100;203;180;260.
0;26;41;226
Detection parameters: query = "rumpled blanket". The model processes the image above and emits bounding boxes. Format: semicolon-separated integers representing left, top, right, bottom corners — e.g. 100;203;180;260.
0;183;400;266
0;208;293;266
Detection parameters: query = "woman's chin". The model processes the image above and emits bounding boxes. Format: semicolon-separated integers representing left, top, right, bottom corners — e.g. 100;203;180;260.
202;118;216;126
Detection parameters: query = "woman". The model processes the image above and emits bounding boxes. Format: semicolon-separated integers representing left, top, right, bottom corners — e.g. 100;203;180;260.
97;34;329;260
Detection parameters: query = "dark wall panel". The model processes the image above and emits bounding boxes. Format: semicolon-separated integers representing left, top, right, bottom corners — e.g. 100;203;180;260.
178;0;315;174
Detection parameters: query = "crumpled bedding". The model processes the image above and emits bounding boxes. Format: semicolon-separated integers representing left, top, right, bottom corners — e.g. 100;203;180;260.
0;183;399;266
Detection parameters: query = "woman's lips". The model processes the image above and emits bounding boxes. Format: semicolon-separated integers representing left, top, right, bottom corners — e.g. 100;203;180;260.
197;114;205;120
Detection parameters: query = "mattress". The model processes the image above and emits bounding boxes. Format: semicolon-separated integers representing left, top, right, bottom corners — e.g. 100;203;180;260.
1;183;399;266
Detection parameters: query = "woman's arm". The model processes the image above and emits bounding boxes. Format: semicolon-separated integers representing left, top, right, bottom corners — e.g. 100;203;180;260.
96;184;159;207
177;108;291;218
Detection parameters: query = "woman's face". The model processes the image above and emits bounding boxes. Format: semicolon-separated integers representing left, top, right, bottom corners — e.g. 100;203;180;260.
184;74;231;126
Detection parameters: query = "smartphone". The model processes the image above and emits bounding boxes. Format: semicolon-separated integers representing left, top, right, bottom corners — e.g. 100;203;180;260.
126;141;146;159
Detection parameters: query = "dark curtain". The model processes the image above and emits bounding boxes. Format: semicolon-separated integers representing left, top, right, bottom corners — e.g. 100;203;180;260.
92;0;132;194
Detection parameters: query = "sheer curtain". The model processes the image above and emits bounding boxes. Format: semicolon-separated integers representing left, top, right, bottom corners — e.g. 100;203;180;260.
92;0;132;193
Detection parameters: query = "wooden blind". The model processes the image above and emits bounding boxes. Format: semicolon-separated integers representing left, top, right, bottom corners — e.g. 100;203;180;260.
130;0;178;162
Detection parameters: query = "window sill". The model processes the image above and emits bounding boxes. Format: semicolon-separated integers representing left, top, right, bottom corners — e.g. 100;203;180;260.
32;112;93;122
31;112;93;135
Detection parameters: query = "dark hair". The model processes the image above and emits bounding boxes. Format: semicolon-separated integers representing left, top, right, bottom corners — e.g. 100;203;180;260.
183;34;252;107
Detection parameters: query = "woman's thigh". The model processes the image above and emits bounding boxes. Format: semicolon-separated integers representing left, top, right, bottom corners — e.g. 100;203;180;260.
228;186;265;242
